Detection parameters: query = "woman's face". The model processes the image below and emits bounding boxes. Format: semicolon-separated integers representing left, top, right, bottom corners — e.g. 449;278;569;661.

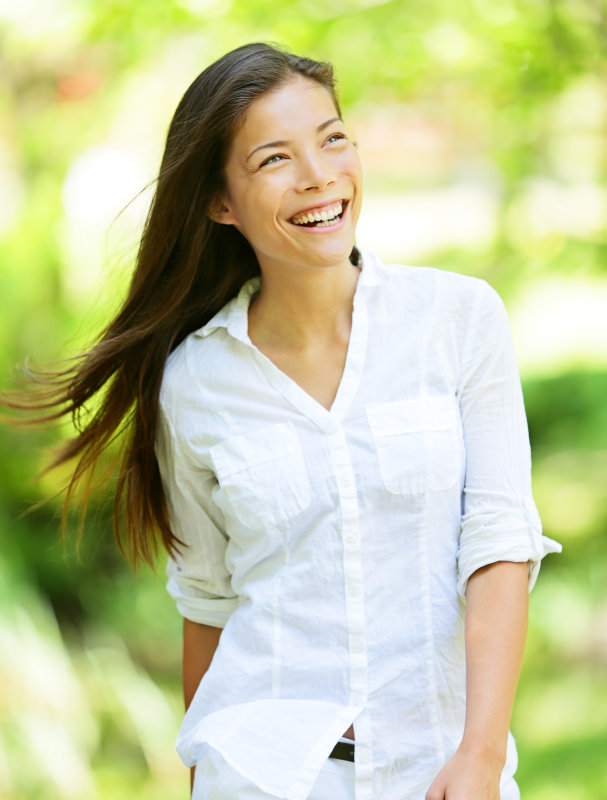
214;75;362;277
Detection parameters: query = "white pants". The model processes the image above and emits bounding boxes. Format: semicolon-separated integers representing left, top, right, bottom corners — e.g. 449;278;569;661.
192;753;355;800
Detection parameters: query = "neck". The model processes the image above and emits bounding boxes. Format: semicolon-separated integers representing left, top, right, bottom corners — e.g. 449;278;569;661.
249;257;360;349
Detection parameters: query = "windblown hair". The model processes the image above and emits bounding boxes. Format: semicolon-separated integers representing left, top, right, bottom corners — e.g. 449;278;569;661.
4;42;357;566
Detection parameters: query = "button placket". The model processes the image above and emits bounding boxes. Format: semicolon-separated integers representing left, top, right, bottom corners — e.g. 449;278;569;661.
326;426;373;798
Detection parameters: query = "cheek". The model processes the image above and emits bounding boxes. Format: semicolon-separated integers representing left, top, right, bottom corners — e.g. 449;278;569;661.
249;179;290;227
238;197;283;244
330;149;363;195
345;150;363;182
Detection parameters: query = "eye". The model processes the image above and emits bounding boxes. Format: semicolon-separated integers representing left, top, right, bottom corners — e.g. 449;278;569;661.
259;153;286;168
325;132;346;145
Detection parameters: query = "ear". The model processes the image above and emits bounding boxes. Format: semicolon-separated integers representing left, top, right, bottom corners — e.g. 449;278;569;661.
208;195;239;226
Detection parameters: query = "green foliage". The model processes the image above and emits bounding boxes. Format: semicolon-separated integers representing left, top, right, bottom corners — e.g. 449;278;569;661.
1;0;606;796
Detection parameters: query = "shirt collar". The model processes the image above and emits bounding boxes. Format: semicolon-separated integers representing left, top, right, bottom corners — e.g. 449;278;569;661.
196;248;382;343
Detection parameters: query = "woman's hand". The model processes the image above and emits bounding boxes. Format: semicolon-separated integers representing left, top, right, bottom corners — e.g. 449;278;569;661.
425;742;504;800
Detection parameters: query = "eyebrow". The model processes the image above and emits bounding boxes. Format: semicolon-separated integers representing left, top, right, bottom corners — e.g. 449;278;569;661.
245;116;343;162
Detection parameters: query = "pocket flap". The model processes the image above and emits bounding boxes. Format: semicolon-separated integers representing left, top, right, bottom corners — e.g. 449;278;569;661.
210;422;302;477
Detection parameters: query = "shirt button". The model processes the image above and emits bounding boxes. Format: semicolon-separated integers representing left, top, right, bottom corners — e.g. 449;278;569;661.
351;637;365;653
358;749;371;765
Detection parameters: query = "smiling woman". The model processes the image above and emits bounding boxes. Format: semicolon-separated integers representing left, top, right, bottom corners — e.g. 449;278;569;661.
2;42;561;800
210;75;361;282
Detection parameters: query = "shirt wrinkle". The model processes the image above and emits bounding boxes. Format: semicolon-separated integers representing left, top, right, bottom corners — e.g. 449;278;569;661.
155;250;561;800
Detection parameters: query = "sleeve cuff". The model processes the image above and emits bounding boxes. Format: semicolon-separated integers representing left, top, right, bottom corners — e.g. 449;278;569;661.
166;560;240;627
456;497;562;597
174;595;240;627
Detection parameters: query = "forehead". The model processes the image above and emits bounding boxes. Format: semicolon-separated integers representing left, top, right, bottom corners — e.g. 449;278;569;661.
231;76;339;151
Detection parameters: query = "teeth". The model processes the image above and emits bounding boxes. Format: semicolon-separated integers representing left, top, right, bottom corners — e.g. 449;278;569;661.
291;201;344;226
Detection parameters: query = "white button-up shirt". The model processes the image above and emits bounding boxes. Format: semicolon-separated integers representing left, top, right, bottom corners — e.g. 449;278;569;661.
155;250;561;800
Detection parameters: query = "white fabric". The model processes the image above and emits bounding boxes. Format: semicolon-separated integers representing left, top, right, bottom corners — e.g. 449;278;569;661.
156;250;561;800
193;751;356;800
191;751;520;800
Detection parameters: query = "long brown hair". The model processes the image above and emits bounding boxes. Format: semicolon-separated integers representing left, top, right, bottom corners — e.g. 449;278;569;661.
4;42;356;566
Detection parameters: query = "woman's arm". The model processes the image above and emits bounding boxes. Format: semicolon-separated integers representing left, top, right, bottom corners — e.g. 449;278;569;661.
183;619;222;793
425;560;529;800
462;560;529;763
156;401;236;794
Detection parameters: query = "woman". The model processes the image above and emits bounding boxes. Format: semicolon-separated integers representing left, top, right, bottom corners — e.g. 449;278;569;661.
7;43;560;799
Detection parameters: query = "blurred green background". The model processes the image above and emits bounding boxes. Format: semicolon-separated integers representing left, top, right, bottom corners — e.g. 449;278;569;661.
1;1;606;798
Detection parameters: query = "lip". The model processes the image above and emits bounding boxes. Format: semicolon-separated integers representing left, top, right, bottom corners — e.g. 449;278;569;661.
289;198;346;219
288;200;350;233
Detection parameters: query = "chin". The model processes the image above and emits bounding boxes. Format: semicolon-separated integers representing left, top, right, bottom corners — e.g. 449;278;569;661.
315;248;356;269
309;237;356;264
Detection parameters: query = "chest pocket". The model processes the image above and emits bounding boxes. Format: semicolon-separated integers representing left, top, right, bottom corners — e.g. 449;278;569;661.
366;395;463;494
209;422;311;530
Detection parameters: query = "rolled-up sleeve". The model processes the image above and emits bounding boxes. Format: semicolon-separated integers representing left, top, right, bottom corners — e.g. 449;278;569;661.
155;399;239;627
456;280;561;597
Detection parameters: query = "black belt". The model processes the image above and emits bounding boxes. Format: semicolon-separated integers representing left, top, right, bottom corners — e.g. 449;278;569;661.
329;740;355;762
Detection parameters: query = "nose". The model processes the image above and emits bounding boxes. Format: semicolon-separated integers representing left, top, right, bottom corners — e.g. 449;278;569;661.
296;150;336;192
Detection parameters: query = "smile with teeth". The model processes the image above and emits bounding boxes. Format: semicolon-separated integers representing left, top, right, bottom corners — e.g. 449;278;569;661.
290;201;345;228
